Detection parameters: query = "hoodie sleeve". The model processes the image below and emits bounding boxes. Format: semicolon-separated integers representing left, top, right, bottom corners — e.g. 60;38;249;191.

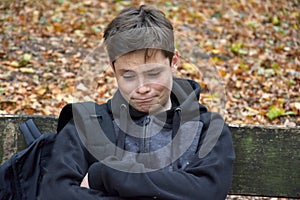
88;113;235;200
38;120;123;200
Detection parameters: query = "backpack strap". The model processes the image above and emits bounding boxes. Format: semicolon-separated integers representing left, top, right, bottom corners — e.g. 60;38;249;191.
71;102;116;160
57;103;73;133
95;103;116;142
19;119;43;146
18;102;116;160
57;102;115;139
18;102;114;147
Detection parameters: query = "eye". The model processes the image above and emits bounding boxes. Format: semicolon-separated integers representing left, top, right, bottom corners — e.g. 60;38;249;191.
123;72;136;79
148;71;161;77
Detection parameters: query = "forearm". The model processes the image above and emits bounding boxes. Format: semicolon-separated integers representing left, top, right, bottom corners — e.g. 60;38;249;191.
88;123;235;200
39;121;123;200
89;156;233;200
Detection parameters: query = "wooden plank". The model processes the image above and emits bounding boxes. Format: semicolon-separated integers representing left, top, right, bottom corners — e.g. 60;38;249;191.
0;115;299;198
0;115;57;164
229;124;300;198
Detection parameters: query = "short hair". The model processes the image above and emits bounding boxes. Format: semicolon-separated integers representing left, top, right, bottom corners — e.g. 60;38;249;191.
103;5;175;64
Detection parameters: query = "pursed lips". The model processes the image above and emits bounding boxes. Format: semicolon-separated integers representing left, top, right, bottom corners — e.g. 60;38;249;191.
134;97;154;103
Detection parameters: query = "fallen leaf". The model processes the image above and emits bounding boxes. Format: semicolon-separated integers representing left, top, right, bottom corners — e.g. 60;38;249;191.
19;67;35;73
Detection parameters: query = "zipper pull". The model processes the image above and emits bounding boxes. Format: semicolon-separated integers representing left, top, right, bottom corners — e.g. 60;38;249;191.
144;116;151;126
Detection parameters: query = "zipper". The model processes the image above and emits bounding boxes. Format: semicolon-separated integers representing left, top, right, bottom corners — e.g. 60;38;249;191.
142;116;151;153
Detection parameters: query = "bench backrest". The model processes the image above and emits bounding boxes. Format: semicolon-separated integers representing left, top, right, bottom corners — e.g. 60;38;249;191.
229;124;299;198
0;116;299;198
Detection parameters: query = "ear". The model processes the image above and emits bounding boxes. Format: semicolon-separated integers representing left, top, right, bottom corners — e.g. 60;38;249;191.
171;50;180;70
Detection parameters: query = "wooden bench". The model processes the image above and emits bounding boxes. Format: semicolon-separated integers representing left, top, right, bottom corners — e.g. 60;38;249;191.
0;115;299;199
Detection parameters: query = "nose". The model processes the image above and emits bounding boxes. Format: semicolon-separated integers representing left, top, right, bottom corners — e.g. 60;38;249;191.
136;84;151;94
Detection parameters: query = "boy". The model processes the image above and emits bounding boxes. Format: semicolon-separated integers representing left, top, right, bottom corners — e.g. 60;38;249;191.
39;5;235;200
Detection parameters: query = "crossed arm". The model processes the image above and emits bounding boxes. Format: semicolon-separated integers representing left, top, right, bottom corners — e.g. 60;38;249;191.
81;124;234;200
40;118;234;200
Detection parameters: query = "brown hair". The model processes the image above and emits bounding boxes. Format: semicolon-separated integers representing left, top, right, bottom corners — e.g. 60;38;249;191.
103;5;175;66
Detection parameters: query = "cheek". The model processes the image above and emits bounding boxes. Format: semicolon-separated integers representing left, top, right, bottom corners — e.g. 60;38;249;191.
153;83;169;92
151;78;173;94
117;79;137;99
155;74;173;90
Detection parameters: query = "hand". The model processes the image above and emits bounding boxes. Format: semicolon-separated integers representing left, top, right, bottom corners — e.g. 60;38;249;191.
80;173;90;188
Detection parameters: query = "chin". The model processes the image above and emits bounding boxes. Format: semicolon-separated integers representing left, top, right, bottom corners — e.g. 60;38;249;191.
137;107;152;113
145;106;165;114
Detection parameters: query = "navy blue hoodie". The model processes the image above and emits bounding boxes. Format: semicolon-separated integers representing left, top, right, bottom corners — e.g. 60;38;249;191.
39;78;235;200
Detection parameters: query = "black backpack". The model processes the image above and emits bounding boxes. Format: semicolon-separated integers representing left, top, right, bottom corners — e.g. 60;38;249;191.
0;119;56;200
0;102;112;200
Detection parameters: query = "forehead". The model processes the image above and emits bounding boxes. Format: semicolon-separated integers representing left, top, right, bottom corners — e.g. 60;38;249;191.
114;49;168;69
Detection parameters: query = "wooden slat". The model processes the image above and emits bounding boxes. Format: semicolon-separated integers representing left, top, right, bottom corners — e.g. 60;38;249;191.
0;115;57;164
229;124;300;198
0;115;299;198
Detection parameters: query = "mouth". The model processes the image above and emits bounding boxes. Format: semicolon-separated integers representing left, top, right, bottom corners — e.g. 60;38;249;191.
130;96;166;113
134;97;154;103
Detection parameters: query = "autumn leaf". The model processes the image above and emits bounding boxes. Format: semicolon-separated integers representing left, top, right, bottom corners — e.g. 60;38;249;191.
19;68;35;73
231;43;248;55
19;53;32;67
266;106;295;120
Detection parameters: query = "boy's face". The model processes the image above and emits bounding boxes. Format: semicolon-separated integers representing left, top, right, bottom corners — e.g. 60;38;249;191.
113;50;176;113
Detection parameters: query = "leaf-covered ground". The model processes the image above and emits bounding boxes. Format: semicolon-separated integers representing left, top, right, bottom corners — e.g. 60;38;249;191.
0;0;299;127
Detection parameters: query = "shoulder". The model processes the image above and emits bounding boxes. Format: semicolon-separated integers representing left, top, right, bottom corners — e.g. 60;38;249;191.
57;102;109;133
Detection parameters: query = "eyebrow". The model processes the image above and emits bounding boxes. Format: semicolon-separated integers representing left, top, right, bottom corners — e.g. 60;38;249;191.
144;66;165;73
117;65;165;73
117;69;135;73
